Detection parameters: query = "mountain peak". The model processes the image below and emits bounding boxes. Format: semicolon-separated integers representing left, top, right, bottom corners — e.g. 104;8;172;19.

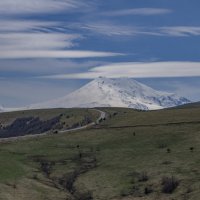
28;77;191;111
93;77;145;89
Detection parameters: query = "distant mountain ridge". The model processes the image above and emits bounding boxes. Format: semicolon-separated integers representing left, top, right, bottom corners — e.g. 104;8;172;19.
27;77;191;111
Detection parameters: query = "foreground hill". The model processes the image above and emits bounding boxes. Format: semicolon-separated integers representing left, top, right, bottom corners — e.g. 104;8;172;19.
0;106;199;199
28;77;190;111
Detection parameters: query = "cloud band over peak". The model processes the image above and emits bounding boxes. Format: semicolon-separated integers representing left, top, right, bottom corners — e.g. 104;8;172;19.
43;62;200;79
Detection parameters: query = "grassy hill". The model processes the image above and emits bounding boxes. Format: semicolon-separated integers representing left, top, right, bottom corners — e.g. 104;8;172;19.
0;108;99;138
176;101;200;109
0;106;199;199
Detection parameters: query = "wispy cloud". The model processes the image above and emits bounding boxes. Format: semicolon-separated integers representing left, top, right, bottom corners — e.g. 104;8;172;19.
68;22;164;37
72;22;200;37
72;22;138;36
0;0;93;15
0;19;67;33
43;62;200;79
160;26;200;36
0;2;122;59
104;8;172;16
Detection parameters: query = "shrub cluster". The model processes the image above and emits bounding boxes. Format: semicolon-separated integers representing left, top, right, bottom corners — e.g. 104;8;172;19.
161;176;179;194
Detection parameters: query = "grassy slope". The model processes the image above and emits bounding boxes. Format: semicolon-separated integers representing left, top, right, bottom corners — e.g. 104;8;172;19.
0;108;99;129
0;107;199;199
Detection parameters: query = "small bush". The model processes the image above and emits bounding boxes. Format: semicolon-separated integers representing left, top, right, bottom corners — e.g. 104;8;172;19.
144;186;153;195
190;147;194;152
79;152;82;159
161;176;179;194
113;112;118;116
120;190;129;197
33;174;38;180
40;161;54;177
138;172;149;182
13;184;17;189
162;161;172;165
167;148;171;153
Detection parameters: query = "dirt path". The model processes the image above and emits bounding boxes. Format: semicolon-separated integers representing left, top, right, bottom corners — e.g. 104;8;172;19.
0;109;106;143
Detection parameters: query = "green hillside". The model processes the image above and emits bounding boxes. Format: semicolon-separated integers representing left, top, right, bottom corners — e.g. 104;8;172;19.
0;108;99;138
0;106;199;200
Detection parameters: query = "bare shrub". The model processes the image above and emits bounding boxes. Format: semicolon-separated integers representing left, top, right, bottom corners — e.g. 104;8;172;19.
59;171;78;193
161;176;179;194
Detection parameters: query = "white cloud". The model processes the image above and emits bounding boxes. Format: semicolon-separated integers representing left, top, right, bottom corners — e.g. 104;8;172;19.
0;18;84;58
0;19;123;59
0;19;62;33
0;50;123;59
0;0;91;15
0;33;81;51
43;62;200;79
160;26;200;36
72;22;138;36
104;8;172;16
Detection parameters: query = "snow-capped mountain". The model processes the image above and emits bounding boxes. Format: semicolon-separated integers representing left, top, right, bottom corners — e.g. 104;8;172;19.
28;77;191;110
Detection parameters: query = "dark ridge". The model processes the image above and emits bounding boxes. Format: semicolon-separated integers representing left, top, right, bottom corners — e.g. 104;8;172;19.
0;116;61;138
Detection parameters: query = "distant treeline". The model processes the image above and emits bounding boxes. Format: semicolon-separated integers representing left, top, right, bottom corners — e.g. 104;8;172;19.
0;116;61;138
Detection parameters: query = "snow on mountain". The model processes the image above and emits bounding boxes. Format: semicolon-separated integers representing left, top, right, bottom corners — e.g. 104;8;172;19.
28;77;191;110
0;105;23;113
0;105;4;112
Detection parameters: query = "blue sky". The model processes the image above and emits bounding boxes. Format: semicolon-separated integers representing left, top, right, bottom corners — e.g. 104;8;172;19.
1;0;200;107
